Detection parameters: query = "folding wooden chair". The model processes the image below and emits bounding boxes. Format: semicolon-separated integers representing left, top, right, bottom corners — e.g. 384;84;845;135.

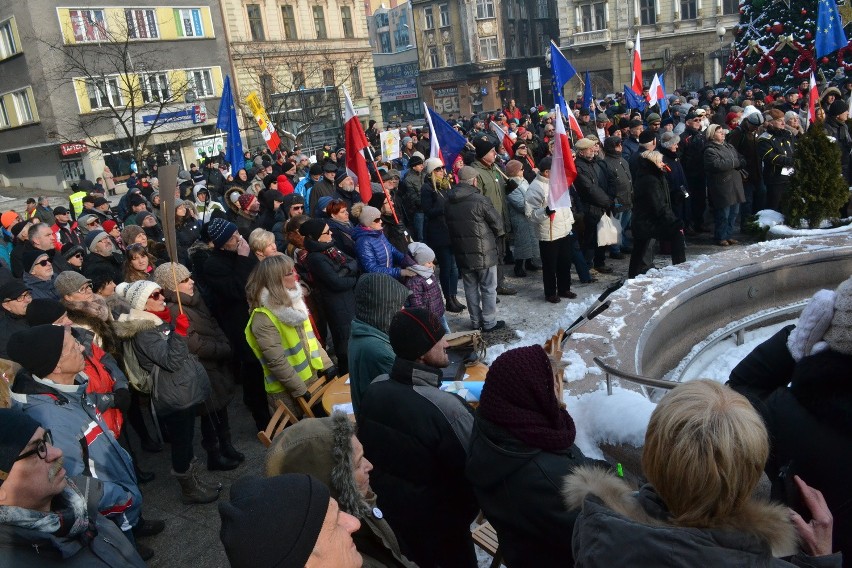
257;400;299;447
297;374;335;418
471;520;503;568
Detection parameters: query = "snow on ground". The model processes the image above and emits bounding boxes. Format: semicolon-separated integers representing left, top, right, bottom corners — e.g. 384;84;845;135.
755;209;785;228
769;221;852;238
567;386;657;460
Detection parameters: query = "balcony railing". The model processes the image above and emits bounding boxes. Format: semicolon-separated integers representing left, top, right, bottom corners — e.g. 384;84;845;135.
567;28;611;47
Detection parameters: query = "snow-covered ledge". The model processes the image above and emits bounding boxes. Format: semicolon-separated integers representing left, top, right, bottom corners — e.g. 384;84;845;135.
756;209;852;239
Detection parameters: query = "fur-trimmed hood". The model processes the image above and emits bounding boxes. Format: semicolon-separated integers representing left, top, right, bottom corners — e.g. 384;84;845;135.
113;308;163;339
265;412;369;518
564;465;800;563
63;296;119;356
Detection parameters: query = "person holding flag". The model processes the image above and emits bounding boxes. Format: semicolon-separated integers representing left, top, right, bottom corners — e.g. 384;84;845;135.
216;76;244;173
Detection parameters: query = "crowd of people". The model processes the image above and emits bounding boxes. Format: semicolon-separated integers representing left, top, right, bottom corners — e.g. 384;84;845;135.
0;85;848;566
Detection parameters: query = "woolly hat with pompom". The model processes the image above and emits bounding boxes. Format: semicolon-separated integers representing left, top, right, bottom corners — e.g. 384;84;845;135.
115;280;160;311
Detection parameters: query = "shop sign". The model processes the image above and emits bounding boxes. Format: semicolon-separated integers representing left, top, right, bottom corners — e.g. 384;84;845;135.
59;141;88;156
378;77;418;103
432;87;459;114
374;63;420;82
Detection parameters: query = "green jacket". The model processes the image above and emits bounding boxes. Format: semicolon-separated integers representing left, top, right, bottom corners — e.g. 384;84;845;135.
348;318;395;414
473;160;510;234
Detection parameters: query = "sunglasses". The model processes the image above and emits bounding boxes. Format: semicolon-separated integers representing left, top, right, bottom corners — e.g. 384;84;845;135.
15;429;53;462
86;220;99;226
372;218;383;224
291;205;304;210
149;291;163;300
4;291;31;303
72;253;83;259
34;259;51;267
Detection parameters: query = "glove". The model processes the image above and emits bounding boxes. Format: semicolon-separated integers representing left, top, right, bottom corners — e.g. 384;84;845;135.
544;207;555;216
505;179;519;194
174;313;190;337
400;268;416;278
113;388;131;413
322;366;338;380
673;219;685;231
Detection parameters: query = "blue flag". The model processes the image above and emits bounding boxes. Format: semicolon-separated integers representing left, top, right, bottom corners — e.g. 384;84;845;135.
582;70;595;120
424;105;468;170
623;85;647;111
658;75;668;113
216;75;244;172
550;42;577;116
816;0;848;59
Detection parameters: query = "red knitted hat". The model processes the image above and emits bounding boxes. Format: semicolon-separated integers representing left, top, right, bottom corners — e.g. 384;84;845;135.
237;193;256;211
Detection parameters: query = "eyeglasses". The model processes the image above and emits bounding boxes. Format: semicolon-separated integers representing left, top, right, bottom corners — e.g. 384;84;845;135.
72;253;83;259
3;291;31;303
149;291;163;300
86;220;99;226
35;259;51;267
15;430;53;463
372;218;383;224
78;283;92;293
291;205;304;210
180;277;192;284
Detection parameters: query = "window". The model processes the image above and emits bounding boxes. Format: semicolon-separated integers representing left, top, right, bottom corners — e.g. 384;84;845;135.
444;44;455;66
124;9;158;39
680;0;696;19
0;20;18;59
69;9;107;42
428;47;439;68
87;77;123;109
479;36;499;60
580;3;607;31
722;0;738;14
293;71;305;89
260;73;273;103
394;24;409;47
0;98;9;128
187;68;214;97
507;1;515;19
350;66;363;98
639;0;656;25
246;4;265;40
375;12;389;27
323;68;334;86
281;6;298;39
175;8;204;37
341;7;354;38
424;7;434;29
476;0;495;19
313;6;327;39
378;31;392;53
439;4;451;26
6;153;20;164
140;73;170;103
536;0;549;18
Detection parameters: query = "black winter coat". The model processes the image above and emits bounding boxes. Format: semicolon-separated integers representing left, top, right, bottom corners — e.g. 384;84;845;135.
421;179;452;247
203;249;257;347
703;141;746;209
631;158;683;240
466;415;594;567
728;327;852;565
304;238;358;337
680;126;707;178
444;183;502;272
602;152;633;210
822;117;852;183
574;157;612;216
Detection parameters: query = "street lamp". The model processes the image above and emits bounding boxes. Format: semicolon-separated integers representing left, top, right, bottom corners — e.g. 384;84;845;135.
626;40;634;81
716;25;726;48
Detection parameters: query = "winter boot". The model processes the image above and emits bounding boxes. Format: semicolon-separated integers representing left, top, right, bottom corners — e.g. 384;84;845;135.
190;457;223;492
207;450;239;471
451;296;466;310
514;260;527;277
172;468;219;504
445;296;463;313
218;430;245;464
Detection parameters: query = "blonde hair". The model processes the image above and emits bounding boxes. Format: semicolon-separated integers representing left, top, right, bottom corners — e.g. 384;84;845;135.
248;228;275;253
246;254;296;310
642;380;768;528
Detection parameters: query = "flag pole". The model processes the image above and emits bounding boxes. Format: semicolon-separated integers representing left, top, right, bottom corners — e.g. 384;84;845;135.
365;146;402;227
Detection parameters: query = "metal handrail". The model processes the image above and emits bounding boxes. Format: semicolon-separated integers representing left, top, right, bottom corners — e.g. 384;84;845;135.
593;356;676;395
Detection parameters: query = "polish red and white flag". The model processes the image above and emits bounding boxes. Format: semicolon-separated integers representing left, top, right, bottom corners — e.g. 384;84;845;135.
343;88;373;203
549;106;578;210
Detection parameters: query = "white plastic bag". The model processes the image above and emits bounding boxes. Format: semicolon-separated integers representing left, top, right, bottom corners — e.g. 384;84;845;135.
597;213;619;246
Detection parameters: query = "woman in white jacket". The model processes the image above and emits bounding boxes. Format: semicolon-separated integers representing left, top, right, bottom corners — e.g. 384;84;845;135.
524;156;577;303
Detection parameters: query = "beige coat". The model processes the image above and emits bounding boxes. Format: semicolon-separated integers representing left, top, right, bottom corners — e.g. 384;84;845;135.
525;174;574;242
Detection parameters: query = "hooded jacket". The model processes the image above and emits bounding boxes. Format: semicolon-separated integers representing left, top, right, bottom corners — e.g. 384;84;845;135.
444;182;502;272
0;476;146;567
266;413;416;568
11;373;142;530
348;274;411;414
466;415;593;567
525;174;574;242
565;465;842;568
352;226;410;280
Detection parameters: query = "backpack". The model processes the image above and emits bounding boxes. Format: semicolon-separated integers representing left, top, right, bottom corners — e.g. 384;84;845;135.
121;341;156;394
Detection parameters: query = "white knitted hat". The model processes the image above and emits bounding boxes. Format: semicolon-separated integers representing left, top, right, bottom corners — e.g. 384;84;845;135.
115;280;160;311
824;276;852;356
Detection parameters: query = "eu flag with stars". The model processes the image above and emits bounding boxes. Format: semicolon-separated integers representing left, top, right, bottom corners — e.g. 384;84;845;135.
216;75;244;171
623;85;647;111
550;42;577;116
816;0;848;59
582;70;595;120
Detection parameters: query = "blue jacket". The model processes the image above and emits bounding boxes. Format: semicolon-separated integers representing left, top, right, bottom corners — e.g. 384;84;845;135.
12;373;141;530
294;175;316;214
352;226;408;280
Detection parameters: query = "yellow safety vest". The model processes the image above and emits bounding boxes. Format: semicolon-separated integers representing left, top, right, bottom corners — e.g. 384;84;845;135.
69;191;86;216
245;307;324;394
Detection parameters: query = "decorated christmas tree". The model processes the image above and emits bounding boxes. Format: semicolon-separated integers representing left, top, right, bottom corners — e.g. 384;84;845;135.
726;0;852;89
783;123;849;228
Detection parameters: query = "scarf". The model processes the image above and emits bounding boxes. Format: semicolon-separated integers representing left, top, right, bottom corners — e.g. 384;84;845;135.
322;245;350;268
148;307;172;324
0;477;93;540
408;263;434;279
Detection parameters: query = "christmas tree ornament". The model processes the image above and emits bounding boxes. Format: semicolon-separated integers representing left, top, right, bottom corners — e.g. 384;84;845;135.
801;8;807;15
782;57;790;64
771;23;784;35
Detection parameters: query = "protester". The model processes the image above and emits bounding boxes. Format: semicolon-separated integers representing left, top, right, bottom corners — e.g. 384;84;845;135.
0;408;146;566
358;308;478;568
0;280;31;358
265;413;416;567
22;249;58;301
566;380;842;566
219;473;363;568
704;123;747;247
505;159;541;278
245;254;335;417
351;203;415;280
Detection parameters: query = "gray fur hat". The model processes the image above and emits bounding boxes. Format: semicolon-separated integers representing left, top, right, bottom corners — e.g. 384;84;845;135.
825;276;852;356
265;412;370;518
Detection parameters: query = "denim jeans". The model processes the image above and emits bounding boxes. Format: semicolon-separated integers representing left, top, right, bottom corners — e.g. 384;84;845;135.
413;212;424;242
461;266;497;329
433;244;459;298
713;203;740;242
611;209;633;253
569;232;592;282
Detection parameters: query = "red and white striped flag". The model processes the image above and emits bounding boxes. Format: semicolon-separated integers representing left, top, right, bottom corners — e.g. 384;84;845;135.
549;106;577;209
343;88;373;203
489;120;515;158
565;110;584;141
808;70;818;125
631;31;644;96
